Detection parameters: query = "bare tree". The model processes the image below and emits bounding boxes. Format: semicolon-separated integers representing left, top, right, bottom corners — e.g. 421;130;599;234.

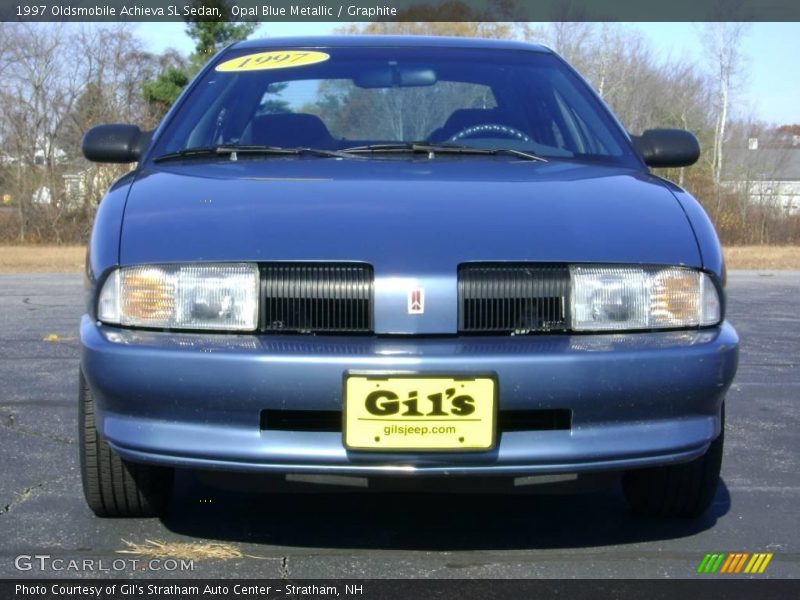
0;23;162;242
532;22;595;73
701;23;749;190
0;24;83;241
65;25;164;228
2;20;796;246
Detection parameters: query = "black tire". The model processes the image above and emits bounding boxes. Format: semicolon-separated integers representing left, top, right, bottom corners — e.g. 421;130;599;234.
622;406;724;518
79;370;173;517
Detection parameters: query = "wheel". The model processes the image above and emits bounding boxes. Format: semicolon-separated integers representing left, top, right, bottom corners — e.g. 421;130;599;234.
79;370;173;517
622;406;724;518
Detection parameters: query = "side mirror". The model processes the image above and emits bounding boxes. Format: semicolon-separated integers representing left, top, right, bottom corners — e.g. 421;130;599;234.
81;124;152;163
630;128;700;168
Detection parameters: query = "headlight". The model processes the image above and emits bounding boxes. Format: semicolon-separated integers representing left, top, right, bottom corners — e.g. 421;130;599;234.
570;266;720;331
97;264;259;331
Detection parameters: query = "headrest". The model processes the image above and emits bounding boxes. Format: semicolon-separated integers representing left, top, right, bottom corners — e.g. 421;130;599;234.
251;113;333;148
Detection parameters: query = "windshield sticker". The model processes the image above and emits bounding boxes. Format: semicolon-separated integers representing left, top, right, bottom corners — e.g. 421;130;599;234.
215;51;330;72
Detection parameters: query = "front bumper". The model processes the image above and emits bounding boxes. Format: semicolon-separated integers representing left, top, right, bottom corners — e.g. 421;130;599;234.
80;316;738;476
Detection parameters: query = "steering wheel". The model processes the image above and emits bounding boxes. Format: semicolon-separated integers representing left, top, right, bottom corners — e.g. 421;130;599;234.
448;123;532;143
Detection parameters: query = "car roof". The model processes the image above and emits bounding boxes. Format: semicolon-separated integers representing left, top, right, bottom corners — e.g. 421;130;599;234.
232;35;552;53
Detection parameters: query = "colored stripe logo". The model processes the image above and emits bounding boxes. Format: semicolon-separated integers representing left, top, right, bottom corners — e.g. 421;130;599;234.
697;552;773;574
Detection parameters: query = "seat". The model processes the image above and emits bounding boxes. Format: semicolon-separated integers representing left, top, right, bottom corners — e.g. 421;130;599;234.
251;113;335;148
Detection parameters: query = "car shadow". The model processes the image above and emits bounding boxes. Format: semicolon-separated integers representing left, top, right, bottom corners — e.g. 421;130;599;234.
159;471;731;551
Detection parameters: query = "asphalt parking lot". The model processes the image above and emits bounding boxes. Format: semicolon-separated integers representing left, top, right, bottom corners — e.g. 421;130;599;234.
0;271;797;579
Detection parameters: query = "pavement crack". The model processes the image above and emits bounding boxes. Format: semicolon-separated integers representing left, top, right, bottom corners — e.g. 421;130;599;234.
0;408;76;445
280;556;289;579
0;475;72;517
2;412;16;428
0;483;45;516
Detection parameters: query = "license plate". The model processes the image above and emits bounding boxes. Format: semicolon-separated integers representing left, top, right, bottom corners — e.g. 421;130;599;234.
344;375;496;451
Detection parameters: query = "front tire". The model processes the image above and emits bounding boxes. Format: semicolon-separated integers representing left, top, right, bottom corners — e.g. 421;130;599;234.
79;370;173;517
622;407;724;518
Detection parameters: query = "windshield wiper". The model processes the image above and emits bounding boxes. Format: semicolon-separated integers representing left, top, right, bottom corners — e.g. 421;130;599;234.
223;145;362;160
153;145;292;163
153;145;361;163
153;143;544;163
340;142;547;162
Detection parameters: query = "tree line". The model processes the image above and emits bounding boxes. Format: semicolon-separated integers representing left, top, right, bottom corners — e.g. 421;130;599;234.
0;19;798;245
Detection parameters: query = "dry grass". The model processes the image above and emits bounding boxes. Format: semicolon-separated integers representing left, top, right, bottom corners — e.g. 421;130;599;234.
118;539;252;561
1;244;799;272
0;245;85;273
723;246;800;270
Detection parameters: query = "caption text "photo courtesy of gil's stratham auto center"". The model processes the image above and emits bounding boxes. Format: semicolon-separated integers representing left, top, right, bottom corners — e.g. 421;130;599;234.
0;0;799;597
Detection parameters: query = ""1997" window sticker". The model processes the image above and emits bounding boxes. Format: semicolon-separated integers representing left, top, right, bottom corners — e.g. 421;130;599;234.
215;51;330;72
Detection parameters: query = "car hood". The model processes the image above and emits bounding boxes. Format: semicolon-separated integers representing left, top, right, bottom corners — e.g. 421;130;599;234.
121;158;699;271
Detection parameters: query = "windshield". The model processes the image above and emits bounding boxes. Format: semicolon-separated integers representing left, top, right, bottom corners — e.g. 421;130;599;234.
149;46;639;166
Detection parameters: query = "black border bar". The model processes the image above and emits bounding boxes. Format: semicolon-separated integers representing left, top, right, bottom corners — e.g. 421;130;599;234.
3;579;800;599
2;0;800;22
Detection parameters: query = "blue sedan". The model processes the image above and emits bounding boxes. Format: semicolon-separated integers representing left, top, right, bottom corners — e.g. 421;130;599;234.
79;36;738;518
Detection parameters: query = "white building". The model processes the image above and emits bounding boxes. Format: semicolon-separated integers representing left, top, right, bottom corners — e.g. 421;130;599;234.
722;146;800;215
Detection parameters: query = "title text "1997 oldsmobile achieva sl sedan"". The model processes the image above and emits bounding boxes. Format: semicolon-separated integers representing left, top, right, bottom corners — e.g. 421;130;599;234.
78;36;738;519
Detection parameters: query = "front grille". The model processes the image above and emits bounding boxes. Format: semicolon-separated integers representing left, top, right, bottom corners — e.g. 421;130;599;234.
261;263;373;333
459;264;570;334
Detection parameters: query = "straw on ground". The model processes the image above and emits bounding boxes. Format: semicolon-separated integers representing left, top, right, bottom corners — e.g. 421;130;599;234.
1;244;800;272
117;539;266;561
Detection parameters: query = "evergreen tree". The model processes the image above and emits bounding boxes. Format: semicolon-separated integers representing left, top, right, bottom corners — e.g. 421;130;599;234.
142;68;190;119
142;0;256;119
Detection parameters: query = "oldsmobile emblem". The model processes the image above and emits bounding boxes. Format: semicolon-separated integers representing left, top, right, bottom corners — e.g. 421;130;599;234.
408;287;424;314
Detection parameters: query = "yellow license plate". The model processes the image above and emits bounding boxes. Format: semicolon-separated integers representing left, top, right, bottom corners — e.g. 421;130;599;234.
344;375;496;451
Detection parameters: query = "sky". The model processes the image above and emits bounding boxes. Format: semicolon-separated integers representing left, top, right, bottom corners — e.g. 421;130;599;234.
133;21;800;125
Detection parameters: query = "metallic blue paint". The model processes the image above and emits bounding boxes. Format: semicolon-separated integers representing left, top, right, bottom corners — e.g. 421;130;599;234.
81;316;737;474
84;172;135;317
122;161;700;269
80;38;739;479
120;158;702;334
119;160;702;335
667;184;727;280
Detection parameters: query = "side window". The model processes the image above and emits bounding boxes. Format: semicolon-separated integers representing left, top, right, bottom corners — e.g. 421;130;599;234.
548;72;623;157
553;90;588;154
